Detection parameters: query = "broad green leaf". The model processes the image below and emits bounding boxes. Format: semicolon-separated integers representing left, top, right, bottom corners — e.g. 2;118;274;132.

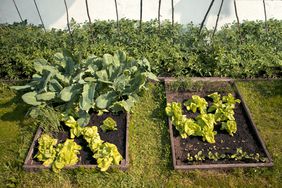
79;83;96;112
60;84;81;102
103;54;114;67
22;91;42;106
38;70;52;93
34;59;48;73
114;51;126;63
48;79;63;92
77;110;91;126
95;91;118;109
10;85;31;90
36;92;56;101
96;70;109;82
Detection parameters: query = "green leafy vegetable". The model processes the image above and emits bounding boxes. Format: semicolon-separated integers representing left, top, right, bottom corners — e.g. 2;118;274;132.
194;151;205;161
221;120;237;136
93;142;123;172
184;95;208;114
52;139;82;173
166;93;241;143
64;116;83;138
81;126;103;153
100;117;117;132
34;134;57;166
11;50;157;126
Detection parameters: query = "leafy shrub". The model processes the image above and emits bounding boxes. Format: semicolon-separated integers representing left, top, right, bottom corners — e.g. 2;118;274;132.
1;19;281;79
11;50;157;125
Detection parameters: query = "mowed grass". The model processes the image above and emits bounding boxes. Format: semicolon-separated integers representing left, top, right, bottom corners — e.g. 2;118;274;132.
0;80;281;187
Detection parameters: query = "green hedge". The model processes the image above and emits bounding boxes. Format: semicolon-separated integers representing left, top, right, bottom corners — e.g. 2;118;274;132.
0;19;281;79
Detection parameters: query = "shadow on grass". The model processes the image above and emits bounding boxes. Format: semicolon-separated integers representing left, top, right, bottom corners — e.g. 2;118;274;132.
0;95;29;122
239;80;282;98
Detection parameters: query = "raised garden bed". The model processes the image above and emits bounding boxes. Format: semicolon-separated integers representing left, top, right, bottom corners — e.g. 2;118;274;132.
23;112;129;171
164;77;273;170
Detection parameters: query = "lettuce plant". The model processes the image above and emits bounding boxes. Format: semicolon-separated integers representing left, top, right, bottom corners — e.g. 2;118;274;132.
184;95;208;114
221;120;237;136
208;92;241;136
34;134;57;166
167;93;241;143
100;117;117;132
165;102;187;138
195;113;217;143
64;116;83;138
52;139;82;173
93;142;123;172
81;126;103;153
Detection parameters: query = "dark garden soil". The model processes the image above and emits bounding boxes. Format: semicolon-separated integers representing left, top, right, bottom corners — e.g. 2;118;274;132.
24;112;128;169
165;80;273;168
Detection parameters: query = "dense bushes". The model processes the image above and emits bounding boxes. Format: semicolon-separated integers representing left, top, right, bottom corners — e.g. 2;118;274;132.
0;19;281;79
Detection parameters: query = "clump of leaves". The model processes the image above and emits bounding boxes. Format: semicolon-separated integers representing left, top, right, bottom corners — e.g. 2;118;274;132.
165;102;215;143
52;139;82;173
221;120;237;136
93;142;123;172
194;151;205;161
81;126;103;153
166;93;241;143
34;134;57;166
11;50;158;127
29;106;63;134
166;77;193;92
207;151;224;161
64;115;83;138
196;113;217;143
62;116;122;171
166;102;201;141
208;92;240;136
184;95;208;114
188;149;266;162
100;117;117;132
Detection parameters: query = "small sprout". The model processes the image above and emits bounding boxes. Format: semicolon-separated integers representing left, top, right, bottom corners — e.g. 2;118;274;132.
187;153;194;161
208;151;220;161
220;153;226;159
194;151;205;161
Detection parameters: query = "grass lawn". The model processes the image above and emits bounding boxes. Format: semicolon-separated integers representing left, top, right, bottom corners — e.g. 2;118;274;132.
0;80;281;187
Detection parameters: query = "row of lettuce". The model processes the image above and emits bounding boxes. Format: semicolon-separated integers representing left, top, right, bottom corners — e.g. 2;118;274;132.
1;19;281;79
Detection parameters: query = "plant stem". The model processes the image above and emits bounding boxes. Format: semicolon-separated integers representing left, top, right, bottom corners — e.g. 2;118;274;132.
199;0;215;34
33;0;46;32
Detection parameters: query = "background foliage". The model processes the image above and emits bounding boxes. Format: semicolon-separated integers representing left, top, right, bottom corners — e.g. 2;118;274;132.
0;19;281;79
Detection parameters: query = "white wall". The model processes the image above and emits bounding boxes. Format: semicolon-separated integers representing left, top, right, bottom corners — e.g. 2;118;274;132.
0;0;282;29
